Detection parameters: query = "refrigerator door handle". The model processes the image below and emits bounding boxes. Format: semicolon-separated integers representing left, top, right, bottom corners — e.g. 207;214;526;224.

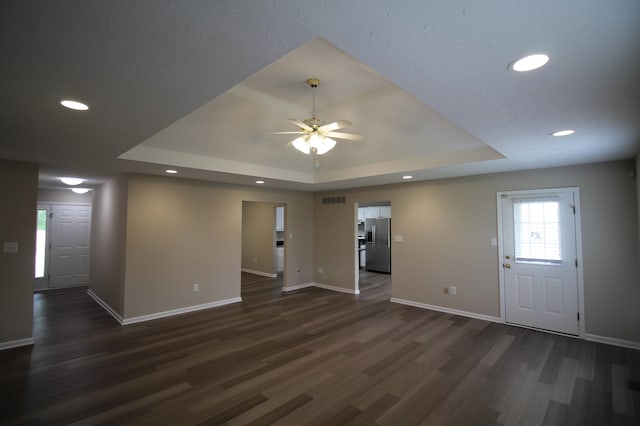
372;225;376;247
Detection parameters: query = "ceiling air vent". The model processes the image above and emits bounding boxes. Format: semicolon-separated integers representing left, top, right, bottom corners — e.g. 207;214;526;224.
322;196;346;205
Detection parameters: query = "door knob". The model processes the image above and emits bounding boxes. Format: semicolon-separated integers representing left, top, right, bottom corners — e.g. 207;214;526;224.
503;263;511;269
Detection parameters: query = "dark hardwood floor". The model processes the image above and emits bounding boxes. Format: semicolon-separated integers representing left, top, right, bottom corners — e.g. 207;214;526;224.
1;273;638;425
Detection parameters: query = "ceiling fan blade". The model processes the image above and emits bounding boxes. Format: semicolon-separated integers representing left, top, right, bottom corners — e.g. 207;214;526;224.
319;120;352;132
272;131;304;135
288;118;313;131
325;131;364;141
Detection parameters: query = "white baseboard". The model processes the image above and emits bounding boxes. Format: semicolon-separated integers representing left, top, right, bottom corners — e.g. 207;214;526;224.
88;289;242;326
314;282;360;295
390;297;501;323
283;282;314;292
0;337;35;351
241;268;277;278
87;289;124;324
121;297;243;325
583;333;640;350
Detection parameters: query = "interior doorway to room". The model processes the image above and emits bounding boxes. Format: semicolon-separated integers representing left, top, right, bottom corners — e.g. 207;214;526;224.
240;201;286;297
356;201;392;295
35;203;92;291
498;188;583;336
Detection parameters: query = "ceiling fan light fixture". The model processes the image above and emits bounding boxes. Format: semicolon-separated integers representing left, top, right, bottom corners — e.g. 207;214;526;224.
280;78;361;157
292;136;311;154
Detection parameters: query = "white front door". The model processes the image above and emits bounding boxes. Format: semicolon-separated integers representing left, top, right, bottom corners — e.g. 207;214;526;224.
500;190;580;335
49;204;92;288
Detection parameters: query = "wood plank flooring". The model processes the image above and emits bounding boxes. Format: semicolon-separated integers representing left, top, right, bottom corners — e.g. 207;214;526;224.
0;273;638;425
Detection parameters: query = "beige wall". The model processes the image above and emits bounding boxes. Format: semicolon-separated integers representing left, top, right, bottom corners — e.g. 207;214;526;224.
89;175;128;316
314;160;640;343
0;160;38;345
120;174;314;319
38;188;93;204
242;201;279;274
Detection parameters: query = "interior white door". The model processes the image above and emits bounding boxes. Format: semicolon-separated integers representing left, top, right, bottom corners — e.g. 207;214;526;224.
501;191;579;335
49;204;92;288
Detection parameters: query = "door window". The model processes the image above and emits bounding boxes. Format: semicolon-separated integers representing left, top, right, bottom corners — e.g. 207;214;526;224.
513;199;562;265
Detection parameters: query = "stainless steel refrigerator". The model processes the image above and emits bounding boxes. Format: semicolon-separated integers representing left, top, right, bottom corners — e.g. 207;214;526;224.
365;218;391;273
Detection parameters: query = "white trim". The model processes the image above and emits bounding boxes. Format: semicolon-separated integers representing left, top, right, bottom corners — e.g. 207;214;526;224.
0;337;35;351
314;282;360;295
88;289;242;326
121;297;242;325
283;282;314;292
87;289;124;324
583;333;640;351
241;268;277;278
390;298;501;323
496;187;584;337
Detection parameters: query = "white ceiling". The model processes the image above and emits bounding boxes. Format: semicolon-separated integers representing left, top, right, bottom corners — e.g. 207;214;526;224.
2;1;639;192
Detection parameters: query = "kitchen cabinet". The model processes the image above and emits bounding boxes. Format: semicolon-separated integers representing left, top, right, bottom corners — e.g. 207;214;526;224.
362;206;391;219
378;206;391;218
275;206;284;231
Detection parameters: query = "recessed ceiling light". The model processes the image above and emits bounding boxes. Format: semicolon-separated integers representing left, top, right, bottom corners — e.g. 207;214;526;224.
551;129;575;137
510;54;549;72
71;188;90;194
165;169;178;174
402;175;413;180
60;100;89;111
60;177;84;186
256;180;265;184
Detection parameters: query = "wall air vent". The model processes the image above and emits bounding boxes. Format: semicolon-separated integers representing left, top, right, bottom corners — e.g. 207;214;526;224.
322;196;346;205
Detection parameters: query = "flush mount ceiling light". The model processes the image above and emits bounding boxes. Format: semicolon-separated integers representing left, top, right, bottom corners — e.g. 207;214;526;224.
60;177;84;186
71;188;90;194
510;54;549;72
551;129;575;137
402;175;413;180
275;78;363;156
60;99;89;111
165;169;178;174
256;180;265;184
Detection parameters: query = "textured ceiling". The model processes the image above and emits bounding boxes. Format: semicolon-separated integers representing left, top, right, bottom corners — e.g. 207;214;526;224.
2;1;639;191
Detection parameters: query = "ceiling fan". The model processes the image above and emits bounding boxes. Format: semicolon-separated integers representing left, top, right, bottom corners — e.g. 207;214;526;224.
275;78;363;155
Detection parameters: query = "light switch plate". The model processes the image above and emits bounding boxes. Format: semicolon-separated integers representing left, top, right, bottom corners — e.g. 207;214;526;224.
3;242;18;253
394;234;404;242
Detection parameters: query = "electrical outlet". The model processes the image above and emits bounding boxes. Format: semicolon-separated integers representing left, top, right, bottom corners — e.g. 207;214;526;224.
449;286;457;296
318;266;324;274
193;283;199;293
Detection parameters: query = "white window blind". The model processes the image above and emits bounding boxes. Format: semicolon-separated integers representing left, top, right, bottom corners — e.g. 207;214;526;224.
513;199;562;264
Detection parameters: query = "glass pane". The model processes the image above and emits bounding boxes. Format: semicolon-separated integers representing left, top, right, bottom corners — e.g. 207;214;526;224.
513;199;562;264
35;209;47;278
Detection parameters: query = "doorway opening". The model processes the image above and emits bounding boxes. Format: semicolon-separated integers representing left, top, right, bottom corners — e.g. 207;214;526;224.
240;201;286;299
356;201;392;296
497;188;584;336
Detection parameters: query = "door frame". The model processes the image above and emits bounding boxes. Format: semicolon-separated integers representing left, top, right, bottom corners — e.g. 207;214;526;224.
496;187;585;337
